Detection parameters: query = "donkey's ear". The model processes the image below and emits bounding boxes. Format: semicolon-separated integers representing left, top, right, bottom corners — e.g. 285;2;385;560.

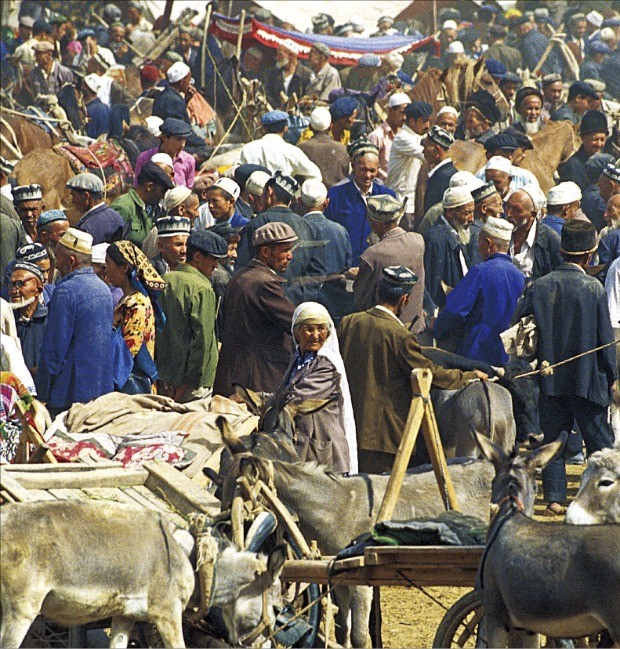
216;415;247;455
267;544;287;582
473;431;507;469
232;384;265;415
286;397;336;420
524;431;568;473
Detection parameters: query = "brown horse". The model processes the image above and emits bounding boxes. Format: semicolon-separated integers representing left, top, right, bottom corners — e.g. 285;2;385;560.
449;121;579;193
0;113;56;158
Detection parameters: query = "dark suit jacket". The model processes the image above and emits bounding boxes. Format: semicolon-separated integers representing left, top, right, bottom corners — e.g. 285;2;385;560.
424;161;458;214
517;263;616;406
557;146;589;191
338;307;477;454
298;132;350;189
424;216;469;308
531;221;562;280
213;260;295;397
263;63;313;108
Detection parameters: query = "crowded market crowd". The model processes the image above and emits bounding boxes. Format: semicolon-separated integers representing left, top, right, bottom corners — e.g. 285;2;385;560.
2;0;620;516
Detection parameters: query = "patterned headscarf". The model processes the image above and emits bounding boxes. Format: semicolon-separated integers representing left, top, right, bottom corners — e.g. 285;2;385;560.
111;240;166;293
107;241;166;329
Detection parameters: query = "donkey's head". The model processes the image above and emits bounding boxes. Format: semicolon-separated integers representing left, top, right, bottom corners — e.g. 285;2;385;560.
473;430;567;518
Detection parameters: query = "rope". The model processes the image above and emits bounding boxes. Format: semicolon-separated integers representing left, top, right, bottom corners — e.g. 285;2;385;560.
0;117;22;158
1;106;73;127
513;338;620;380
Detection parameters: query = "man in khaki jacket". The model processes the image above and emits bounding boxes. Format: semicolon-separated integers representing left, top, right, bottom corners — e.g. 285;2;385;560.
339;266;487;473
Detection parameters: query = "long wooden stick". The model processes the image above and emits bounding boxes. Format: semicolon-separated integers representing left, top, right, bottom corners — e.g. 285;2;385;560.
90;12;144;59
236;10;246;63
375;368;431;524
200;3;213;88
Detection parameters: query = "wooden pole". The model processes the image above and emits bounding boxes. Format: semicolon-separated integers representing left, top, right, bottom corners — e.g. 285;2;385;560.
90;12;144;59
236;10;246;63
375;368;431;524
200;3;213;88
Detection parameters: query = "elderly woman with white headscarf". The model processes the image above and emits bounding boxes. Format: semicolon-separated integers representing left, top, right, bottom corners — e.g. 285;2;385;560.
274;301;357;474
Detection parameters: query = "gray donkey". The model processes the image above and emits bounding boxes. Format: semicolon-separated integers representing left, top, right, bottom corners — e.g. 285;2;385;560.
474;432;620;648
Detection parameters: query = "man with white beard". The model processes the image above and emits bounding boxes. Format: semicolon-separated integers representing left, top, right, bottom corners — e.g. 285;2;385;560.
513;87;545;135
505;184;562;280
600;194;620;239
424;186;475;309
8;261;47;376
262;40;312;109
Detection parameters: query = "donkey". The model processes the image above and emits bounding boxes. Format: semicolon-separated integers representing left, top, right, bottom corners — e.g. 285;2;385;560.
473;432;620;647
218;421;493;648
0;500;285;649
565;447;620;524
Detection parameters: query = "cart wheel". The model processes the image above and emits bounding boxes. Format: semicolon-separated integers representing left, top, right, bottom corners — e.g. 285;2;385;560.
432;590;483;648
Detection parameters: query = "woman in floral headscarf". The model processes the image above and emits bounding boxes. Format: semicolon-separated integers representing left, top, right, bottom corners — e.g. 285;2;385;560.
106;241;166;393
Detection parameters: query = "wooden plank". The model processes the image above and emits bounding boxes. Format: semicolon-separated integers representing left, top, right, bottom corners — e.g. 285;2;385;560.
48;488;84;500
364;546;483;567
143;460;220;518
18;488;57;501
81;487;142;506
2;463;123;472
6;468;148;490
0;472;37;502
121;487;188;529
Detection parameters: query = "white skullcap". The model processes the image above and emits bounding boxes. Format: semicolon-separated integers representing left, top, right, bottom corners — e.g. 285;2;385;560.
351;17;365;32
151;152;174;168
437;105;460;118
163;186;192;213
167;61;191;83
301;179;328;207
310;106;331;132
245;170;271;197
600;27;615;42
383;51;404;68
443;186;474;209
84;73;101;94
447;41;465;55
59;228;93;255
211;177;240;201
443;20;458;30
519;183;546;212
547;181;582;206
482;216;513;242
485;156;512;174
388;92;411;108
91;242;109;264
586;10;603;27
450;171;484;192
145;115;163;136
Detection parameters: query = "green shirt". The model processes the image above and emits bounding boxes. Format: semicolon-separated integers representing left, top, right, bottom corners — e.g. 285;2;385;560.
156;263;218;389
110;188;151;247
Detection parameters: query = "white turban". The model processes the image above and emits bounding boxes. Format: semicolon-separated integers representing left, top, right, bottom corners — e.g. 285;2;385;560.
547;181;582;206
450;171;484;192
163;186;192;213
438;105;460;118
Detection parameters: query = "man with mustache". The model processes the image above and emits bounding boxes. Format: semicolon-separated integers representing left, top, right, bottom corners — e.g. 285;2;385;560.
424;186;475;309
13;184;44;243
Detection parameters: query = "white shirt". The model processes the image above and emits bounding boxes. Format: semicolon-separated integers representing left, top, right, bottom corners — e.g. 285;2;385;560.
510;219;537;278
605;256;620;328
386;124;425;211
375;304;405;325
237;133;322;180
1;184;13;201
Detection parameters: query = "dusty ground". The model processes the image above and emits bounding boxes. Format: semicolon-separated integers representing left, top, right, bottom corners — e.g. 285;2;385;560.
379;463;585;649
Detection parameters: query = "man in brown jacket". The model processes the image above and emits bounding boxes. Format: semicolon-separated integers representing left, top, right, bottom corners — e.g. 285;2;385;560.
213;222;298;397
353;194;425;334
339;266;487;474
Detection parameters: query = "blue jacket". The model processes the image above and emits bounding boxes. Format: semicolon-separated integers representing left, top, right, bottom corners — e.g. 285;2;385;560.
424;161;458;214
36;267;113;410
540;214;565;236
580;60;603;82
76;203;125;245
16;301;47;373
581;184;606;231
324;178;396;266
424;216;469;309
433;253;526;365
520;29;562;75
85;98;110;139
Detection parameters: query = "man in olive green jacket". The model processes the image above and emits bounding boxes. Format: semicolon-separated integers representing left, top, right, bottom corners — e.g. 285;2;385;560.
339;266;487;473
156;230;227;402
